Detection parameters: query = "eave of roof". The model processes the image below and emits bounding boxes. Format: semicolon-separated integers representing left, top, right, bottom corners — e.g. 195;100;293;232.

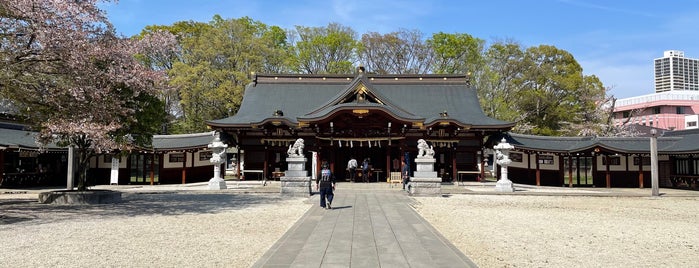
0;128;62;150
152;131;215;151
499;132;699;154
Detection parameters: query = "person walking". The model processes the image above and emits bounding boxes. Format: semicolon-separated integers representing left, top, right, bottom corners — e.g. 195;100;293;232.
347;157;357;182
402;159;410;191
315;161;336;209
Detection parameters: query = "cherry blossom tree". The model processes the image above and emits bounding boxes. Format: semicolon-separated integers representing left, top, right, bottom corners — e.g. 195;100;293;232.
1;0;170;190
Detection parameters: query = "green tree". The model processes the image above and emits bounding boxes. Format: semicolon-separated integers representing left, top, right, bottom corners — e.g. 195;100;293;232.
512;45;594;135
359;29;432;74
133;29;180;134
169;16;286;133
261;25;295;74
427;32;485;75
478;40;526;121
292;23;360;74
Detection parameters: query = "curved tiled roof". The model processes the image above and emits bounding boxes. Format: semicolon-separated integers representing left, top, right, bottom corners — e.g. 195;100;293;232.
152;131;215;152
496;131;699;154
208;74;514;129
0;128;62;150
0;129;216;152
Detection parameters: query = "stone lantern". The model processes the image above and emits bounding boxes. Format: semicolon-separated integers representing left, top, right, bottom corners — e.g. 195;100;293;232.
493;138;515;192
208;132;228;190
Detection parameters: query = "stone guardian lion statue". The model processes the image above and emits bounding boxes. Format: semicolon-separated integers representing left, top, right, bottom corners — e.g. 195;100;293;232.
287;138;305;157
416;139;435;158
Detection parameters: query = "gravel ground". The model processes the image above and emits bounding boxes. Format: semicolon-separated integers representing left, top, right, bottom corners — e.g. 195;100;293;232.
4;184;699;268
0;191;310;268
413;194;699;268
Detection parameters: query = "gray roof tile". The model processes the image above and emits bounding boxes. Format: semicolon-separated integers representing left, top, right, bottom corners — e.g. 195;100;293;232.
152;131;215;151
499;132;699;154
208;74;513;129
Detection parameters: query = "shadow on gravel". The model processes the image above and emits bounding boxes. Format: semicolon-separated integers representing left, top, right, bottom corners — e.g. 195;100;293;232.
0;192;297;226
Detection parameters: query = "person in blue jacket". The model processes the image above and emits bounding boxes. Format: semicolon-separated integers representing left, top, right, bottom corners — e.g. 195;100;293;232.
315;161;336;209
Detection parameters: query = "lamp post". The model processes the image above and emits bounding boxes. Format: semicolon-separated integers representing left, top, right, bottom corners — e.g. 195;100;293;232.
650;129;659;197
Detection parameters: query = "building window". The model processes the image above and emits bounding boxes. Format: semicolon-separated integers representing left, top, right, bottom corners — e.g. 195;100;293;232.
622;111;630;118
634;156;651;166
537;155;554;165
603;156;621;165
510;152;523;162
652;107;661;114
169;153;185;163
199;151;212;161
676;106;685;114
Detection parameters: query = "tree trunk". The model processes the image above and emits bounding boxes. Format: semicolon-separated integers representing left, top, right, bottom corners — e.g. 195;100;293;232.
74;136;94;191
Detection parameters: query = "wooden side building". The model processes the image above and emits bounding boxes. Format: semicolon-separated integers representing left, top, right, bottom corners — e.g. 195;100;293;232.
490;129;699;189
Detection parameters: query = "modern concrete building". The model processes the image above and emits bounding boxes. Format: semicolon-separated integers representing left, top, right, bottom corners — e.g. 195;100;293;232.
613;91;699;130
654;50;699;93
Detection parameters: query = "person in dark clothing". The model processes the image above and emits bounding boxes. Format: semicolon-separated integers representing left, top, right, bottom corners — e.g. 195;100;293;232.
315;161;336;209
402;159;410;190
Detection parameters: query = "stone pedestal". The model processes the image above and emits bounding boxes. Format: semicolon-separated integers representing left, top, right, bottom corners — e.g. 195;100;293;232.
39;190;122;204
495;167;514;192
409;158;442;196
281;157;311;195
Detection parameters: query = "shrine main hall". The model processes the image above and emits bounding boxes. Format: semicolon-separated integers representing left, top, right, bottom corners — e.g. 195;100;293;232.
207;70;514;182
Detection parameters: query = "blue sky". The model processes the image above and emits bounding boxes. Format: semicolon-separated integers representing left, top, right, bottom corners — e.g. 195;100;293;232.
102;0;699;99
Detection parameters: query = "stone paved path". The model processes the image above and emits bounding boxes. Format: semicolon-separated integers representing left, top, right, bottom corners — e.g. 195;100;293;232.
252;188;477;267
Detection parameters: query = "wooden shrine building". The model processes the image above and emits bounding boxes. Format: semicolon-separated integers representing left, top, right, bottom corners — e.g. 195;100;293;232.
489;129;699;189
207;71;515;182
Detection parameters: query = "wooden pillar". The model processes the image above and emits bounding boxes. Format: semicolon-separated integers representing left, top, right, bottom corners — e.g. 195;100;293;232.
535;152;541;186
264;147;269;180
592;153;598;187
0;150;4;185
236;149;241;180
638;155;644;188
605;155;611;188
567;155;573;187
558;155;564;186
526;152;531;182
158;154;164;185
452;150;457;182
181;152;187;184
385;149;390;182
150;152;155;185
330;146;336;173
478;136;484;182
